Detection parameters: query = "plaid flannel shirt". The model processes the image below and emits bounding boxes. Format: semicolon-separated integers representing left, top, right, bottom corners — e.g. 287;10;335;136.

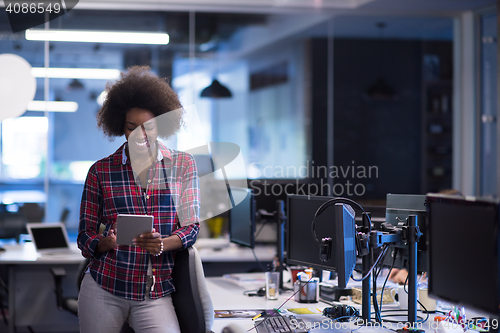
78;141;200;300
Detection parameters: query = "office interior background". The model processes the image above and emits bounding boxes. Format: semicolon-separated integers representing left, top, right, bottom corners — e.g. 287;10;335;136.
0;0;497;237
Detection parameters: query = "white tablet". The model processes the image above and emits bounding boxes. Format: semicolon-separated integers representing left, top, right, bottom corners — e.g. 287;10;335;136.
116;214;154;246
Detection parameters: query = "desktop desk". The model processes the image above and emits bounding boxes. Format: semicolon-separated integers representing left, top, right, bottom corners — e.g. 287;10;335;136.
0;242;84;333
0;240;276;333
195;238;276;276
207;275;440;333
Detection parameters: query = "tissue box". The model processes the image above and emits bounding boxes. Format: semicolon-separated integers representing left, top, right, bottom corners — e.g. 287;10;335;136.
351;287;395;305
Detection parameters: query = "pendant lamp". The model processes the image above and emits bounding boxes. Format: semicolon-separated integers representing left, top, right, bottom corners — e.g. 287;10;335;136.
200;79;232;98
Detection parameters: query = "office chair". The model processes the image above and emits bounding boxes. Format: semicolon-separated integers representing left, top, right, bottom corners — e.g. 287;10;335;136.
51;246;214;333
51;257;90;315
172;246;214;333
51;258;135;333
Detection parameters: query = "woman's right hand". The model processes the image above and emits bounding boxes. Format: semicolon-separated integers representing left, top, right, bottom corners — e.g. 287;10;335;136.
96;223;118;253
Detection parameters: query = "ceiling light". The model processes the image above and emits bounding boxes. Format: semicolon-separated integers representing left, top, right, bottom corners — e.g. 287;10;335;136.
26;29;169;45
364;22;398;101
32;67;120;80
96;91;108;106
27;101;78;112
67;79;85;90
200;79;232;98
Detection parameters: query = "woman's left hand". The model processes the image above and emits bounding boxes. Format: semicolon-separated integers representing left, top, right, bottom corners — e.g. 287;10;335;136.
133;228;163;255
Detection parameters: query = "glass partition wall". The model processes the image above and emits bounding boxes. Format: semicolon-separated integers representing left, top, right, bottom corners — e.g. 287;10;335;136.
0;6;460;236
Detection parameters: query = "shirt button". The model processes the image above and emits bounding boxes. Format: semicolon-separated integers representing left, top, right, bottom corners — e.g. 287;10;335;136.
152;268;156;272
148;179;151;184
146;195;150;200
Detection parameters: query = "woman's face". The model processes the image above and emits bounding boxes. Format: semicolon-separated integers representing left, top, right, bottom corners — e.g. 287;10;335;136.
124;107;158;156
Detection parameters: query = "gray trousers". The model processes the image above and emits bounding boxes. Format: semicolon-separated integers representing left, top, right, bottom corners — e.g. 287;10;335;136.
78;273;181;333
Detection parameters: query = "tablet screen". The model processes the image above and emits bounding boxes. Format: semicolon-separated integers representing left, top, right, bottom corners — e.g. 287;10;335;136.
116;214;154;246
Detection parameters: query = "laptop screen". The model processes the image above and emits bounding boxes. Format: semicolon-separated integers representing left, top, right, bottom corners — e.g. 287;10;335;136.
27;223;70;252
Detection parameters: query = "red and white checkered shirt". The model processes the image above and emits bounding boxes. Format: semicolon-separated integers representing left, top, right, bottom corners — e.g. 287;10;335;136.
78;141;200;300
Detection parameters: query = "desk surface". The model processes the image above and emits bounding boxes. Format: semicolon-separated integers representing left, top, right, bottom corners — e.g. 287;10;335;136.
0;239;275;264
206;275;443;333
0;242;84;264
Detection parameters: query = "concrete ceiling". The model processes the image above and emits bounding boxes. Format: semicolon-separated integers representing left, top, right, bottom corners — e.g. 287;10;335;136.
0;0;495;94
73;0;495;15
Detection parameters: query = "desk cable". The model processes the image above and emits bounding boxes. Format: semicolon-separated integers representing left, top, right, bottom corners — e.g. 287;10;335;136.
0;276;7;326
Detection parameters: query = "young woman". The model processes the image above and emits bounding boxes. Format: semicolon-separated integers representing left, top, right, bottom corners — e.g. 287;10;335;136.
77;66;200;333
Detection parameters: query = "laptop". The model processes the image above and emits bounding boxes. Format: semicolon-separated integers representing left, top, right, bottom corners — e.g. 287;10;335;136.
26;222;78;255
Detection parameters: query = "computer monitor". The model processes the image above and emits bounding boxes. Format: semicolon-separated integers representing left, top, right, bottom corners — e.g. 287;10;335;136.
383;194;428;272
426;194;500;316
248;179;314;214
228;187;256;249
286;195;357;289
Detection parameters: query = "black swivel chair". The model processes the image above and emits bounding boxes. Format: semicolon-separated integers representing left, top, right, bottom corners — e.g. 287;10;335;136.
171;246;214;333
51;257;90;315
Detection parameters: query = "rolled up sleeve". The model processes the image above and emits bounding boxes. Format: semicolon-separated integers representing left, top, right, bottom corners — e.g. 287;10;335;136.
172;154;200;250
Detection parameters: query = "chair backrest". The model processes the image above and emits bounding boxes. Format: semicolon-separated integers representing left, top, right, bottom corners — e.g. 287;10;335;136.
171;246;214;333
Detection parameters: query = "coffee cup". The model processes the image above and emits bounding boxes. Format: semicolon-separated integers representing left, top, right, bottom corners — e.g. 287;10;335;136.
418;288;437;312
390;285;412;309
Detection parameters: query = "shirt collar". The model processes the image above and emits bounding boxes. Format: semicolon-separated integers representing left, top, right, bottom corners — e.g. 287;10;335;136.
121;142;165;165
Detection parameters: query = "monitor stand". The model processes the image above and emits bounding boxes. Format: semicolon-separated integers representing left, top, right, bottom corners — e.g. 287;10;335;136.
320;285;353;302
275;200;292;291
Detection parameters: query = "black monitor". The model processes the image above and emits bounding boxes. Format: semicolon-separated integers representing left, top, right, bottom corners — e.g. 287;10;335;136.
228;187;256;249
383;194;428;272
248;179;314;214
427;194;500;316
286;195;357;289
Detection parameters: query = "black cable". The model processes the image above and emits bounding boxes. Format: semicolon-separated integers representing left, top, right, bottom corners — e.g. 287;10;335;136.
254;217;271;239
0;302;7;326
380;247;398;314
243;288;265;297
401;274;430;324
350;244;387;282
372;245;390;323
376;314;425;323
250;248;266;272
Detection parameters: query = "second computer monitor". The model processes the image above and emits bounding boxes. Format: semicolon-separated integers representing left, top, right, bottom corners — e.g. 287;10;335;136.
427;194;500;316
228;187;256;249
384;193;428;272
286;195;357;289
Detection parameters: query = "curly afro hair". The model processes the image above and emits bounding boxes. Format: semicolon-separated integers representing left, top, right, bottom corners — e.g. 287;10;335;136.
97;66;183;140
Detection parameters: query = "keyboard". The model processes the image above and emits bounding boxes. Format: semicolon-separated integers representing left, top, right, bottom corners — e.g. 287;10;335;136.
255;315;309;333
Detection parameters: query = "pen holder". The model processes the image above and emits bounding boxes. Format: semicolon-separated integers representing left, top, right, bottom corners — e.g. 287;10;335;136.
294;278;319;303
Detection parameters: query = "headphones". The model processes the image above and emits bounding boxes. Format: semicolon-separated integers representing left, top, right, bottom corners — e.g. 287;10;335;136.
323;304;359;322
311;197;371;262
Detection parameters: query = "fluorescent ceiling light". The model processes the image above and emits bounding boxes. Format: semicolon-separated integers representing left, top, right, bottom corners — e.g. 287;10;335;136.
96;91;108;106
32;67;121;80
26;29;169;45
27;101;78;112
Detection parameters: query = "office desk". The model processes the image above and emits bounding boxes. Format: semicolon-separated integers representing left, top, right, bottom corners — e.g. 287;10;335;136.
195;238;276;276
0;240;275;332
0;242;84;333
207;275;440;333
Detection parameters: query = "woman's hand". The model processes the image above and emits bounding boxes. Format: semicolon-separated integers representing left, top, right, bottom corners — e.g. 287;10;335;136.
96;223;118;253
388;268;408;284
134;228;163;255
